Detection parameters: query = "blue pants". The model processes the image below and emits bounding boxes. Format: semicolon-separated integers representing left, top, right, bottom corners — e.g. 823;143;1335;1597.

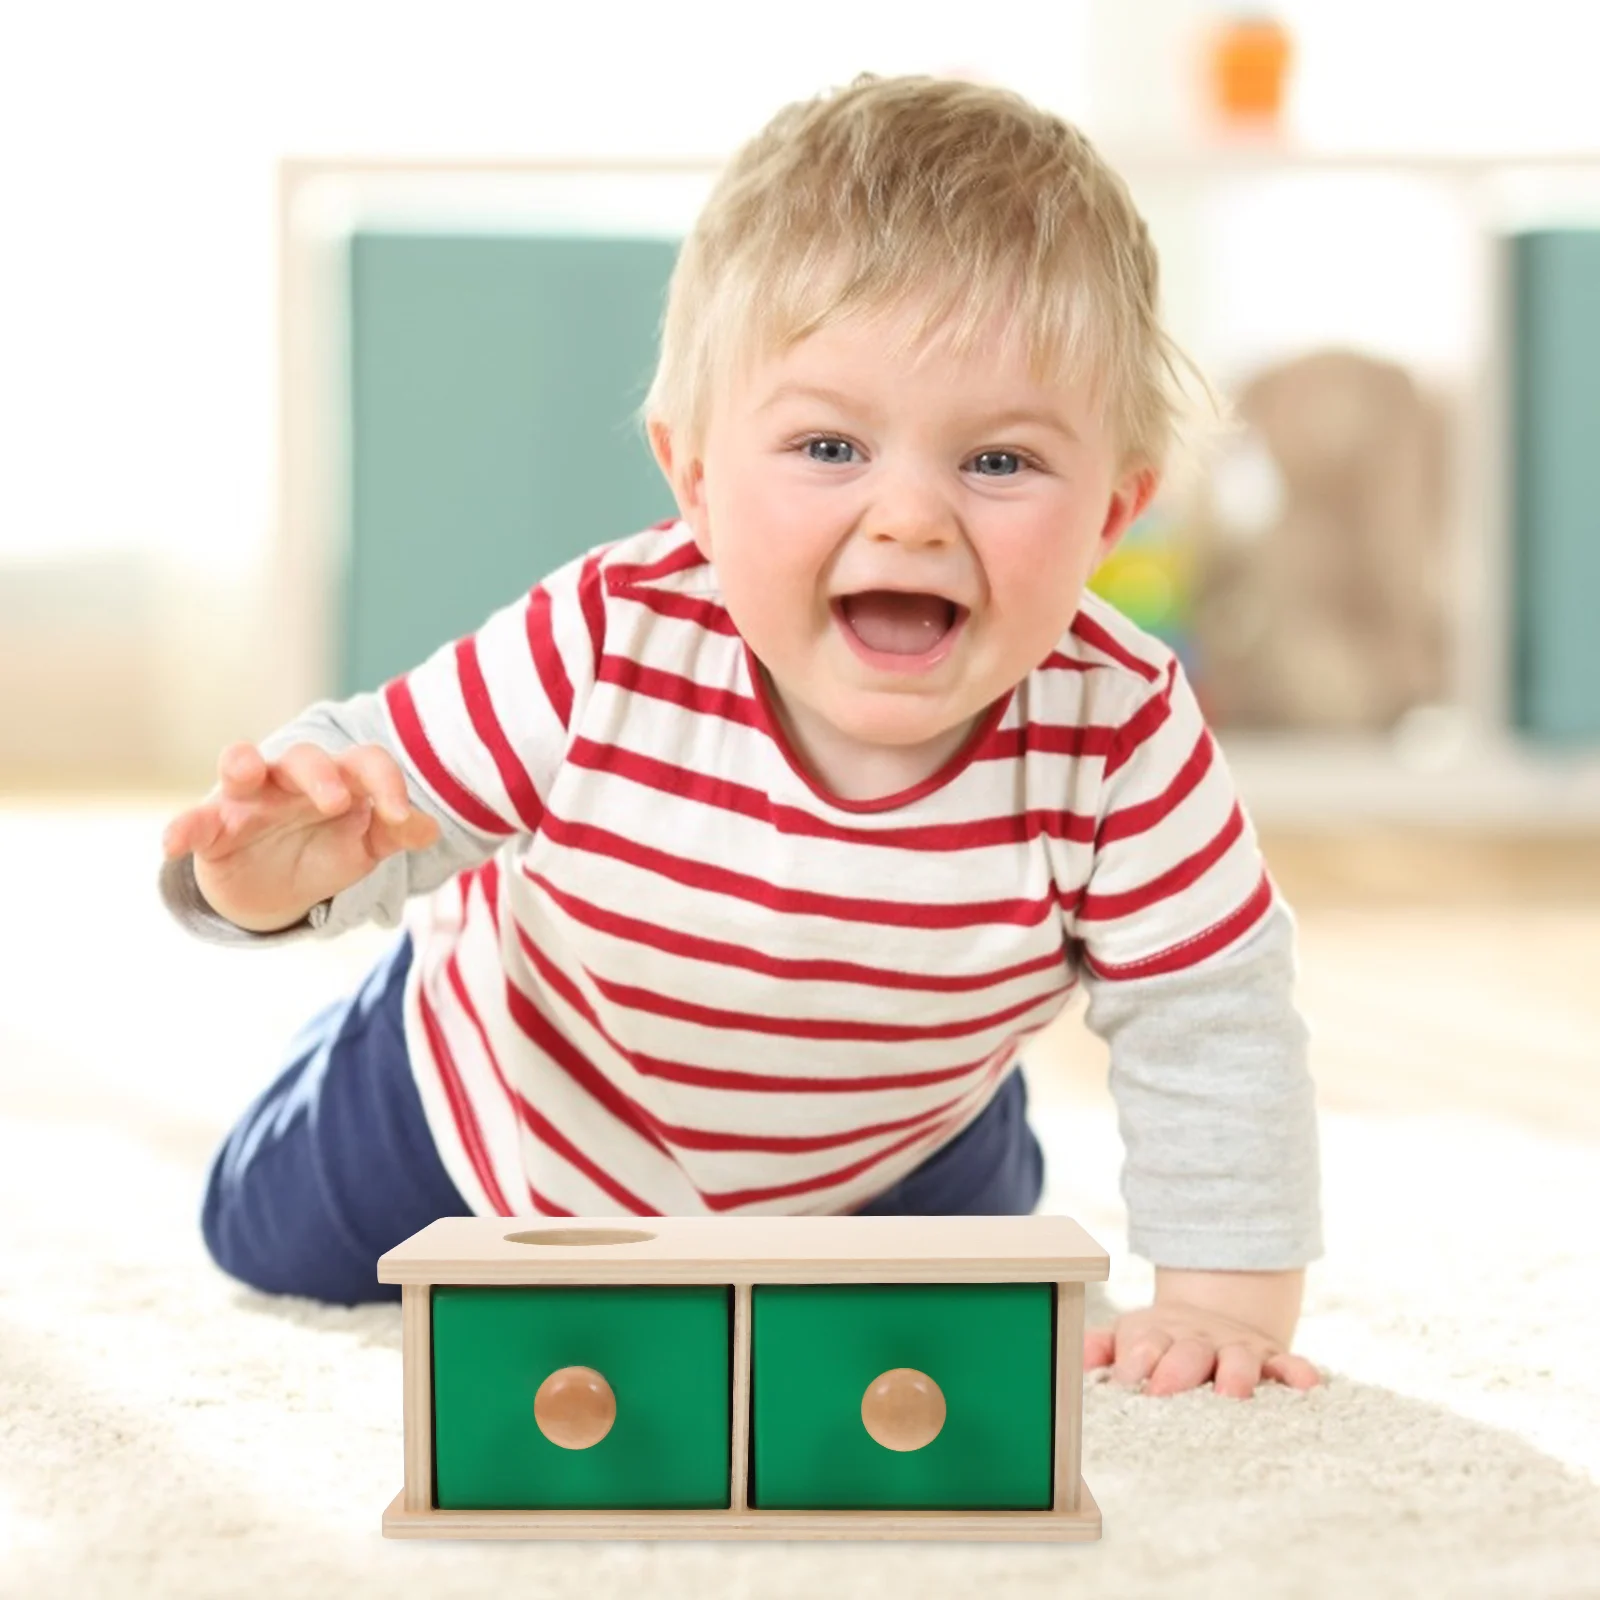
201;934;1046;1304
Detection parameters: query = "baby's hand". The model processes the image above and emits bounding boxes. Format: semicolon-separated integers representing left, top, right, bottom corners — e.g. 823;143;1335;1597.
161;742;440;932
1084;1298;1321;1399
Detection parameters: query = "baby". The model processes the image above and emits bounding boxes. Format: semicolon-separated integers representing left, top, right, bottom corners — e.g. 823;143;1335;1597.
161;74;1321;1399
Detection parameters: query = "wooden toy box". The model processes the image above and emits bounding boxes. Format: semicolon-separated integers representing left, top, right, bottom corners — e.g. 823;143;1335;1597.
377;1214;1109;1542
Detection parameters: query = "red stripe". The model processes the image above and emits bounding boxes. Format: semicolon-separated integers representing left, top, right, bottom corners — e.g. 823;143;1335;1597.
415;975;514;1216
630;1041;1005;1096
501;970;672;1158
1099;727;1215;846
517;934;987;1154
707;1122;956;1210
448;876;652;1209
1040;650;1093;672
383;676;512;836
509;927;1001;1166
605;537;706;588
477;858;502;934
1070;609;1164;682
434;920;1018;1206
613;587;739;636
1084;870;1274;980
446;947;625;1218
514;908;1015;1093
658;1094;966;1156
502;945;968;1172
587;965;1068;1044
498;976;664;1213
577;553;607;670
566;737;1096;849
507;1091;660;1215
432;948;1012;1211
524;583;575;729
541;812;1058;930
429;890;1023;1201
454;637;545;831
703;1063;1007;1210
525;866;1067;994
1104;660;1177;779
1079;803;1248;922
595;658;762;729
444;951;567;1216
976;722;1119;762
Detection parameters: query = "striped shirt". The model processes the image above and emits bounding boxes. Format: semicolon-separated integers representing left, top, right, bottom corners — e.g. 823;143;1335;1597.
372;520;1276;1220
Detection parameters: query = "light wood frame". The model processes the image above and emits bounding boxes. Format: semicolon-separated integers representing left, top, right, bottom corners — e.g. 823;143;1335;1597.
378;1215;1108;1543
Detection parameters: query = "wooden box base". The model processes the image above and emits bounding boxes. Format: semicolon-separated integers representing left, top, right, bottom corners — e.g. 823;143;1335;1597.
382;1479;1100;1542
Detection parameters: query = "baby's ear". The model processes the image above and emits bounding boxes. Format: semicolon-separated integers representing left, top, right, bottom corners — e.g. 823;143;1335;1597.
647;417;678;484
648;419;711;551
649;420;698;503
1096;465;1160;561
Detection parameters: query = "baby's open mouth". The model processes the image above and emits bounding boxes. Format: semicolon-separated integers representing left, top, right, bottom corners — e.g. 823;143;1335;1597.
834;591;966;656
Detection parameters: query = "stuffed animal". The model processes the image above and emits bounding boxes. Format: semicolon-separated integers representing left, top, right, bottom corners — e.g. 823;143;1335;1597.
1182;349;1451;732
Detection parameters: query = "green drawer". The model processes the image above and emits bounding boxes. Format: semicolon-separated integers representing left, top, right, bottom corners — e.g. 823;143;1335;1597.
431;1285;730;1509
750;1283;1054;1510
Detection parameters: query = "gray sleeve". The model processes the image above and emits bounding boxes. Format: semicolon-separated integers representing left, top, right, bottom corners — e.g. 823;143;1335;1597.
157;691;504;945
1080;900;1323;1271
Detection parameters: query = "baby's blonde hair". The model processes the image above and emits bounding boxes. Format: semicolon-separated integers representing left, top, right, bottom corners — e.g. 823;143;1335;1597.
643;73;1207;475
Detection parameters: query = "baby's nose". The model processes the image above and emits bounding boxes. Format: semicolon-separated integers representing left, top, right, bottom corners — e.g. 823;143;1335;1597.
861;485;960;547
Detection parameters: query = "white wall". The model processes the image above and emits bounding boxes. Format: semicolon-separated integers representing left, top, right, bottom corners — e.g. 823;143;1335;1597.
0;0;1094;575
8;1;1600;574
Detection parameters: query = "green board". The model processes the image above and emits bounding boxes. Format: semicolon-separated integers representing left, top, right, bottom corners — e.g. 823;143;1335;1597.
749;1282;1055;1510
343;231;679;696
431;1285;731;1510
1510;230;1600;742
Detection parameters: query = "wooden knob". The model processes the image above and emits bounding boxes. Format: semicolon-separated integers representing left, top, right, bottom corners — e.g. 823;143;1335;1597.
533;1365;616;1450
860;1367;946;1452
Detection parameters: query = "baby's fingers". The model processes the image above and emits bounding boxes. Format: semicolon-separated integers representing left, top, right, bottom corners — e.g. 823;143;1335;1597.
397;809;441;850
1263;1351;1322;1391
366;805;441;862
1145;1336;1217;1397
1083;1327;1116;1371
161;803;223;860
334;745;413;825
274;743;354;815
1112;1329;1173;1390
1213;1342;1265;1400
216;742;269;800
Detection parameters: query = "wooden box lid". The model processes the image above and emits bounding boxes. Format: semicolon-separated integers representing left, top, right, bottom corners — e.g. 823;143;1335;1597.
377;1214;1109;1286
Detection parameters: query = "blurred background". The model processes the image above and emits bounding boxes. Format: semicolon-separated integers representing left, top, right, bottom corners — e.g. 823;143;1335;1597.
2;0;1597;1130
5;0;1600;810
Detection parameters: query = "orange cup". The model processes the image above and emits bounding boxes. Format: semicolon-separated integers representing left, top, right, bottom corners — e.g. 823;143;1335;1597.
1208;15;1293;125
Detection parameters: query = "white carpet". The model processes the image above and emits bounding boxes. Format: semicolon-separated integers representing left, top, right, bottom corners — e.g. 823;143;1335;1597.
3;806;1599;1597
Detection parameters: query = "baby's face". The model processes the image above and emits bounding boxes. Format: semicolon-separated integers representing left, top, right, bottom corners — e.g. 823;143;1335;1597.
658;306;1154;797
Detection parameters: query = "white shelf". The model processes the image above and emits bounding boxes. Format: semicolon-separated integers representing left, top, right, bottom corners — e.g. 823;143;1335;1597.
1222;731;1600;830
1103;145;1600;178
1111;146;1600;826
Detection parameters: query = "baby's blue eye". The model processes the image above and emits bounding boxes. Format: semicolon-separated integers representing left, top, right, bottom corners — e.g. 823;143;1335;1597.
972;450;1023;477
803;437;857;465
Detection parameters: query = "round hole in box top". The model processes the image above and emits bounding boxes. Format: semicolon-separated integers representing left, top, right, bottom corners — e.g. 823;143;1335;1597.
503;1227;658;1247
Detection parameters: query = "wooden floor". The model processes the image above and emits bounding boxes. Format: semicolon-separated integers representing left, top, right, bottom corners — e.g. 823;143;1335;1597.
1258;827;1600;909
1025;828;1600;1139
